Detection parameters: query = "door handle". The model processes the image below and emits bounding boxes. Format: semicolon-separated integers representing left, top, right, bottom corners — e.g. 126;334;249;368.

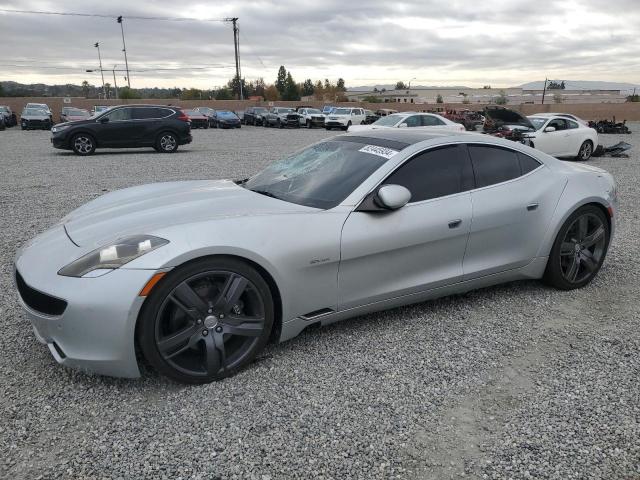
527;203;539;211
448;219;462;228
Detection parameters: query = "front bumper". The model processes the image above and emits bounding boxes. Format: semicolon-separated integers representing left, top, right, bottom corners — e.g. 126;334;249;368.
14;226;164;378
325;118;348;128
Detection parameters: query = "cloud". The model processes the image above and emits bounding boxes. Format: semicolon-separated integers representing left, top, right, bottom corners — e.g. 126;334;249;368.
0;0;639;88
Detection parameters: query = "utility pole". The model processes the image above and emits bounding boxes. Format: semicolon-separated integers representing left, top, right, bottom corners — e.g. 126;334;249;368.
224;17;243;100
541;77;548;105
117;16;131;88
94;43;106;99
112;65;119;100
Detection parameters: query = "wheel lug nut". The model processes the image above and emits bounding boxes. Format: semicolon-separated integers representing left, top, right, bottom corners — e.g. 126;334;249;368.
208;309;213;313
196;319;202;325
202;330;208;336
219;314;225;319
215;326;223;333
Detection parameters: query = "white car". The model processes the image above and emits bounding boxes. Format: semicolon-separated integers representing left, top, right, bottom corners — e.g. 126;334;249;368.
325;107;366;130
349;112;465;133
526;115;598;161
297;107;326;128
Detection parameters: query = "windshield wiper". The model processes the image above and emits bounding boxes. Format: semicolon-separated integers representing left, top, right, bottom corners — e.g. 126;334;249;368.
249;189;284;201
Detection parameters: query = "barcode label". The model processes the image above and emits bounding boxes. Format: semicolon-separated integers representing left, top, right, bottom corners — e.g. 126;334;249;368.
358;145;399;159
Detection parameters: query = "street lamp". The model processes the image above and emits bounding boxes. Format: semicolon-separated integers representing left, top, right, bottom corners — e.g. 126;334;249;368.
117;16;131;88
408;77;417;90
94;42;106;99
111;65;119;99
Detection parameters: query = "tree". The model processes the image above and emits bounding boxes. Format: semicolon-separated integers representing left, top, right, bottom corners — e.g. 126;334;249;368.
483;85;491;89
215;88;233;100
548;80;565;90
336;78;346;91
395;81;407;90
275;66;287;96
264;85;280;101
313;80;324;100
254;78;266;98
118;86;140;99
181;88;204;100
626;94;639;102
81;80;90;98
282;72;300;101
436;94;443;104
301;79;315;97
494;90;508;105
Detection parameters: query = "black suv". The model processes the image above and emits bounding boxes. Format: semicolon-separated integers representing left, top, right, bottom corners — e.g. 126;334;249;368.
51;105;192;156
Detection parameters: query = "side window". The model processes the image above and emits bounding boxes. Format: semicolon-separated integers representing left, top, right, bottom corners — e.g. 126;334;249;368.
132;107;161;120
548;118;567;131
468;145;522;188
567;120;579;129
518;152;542;175
383;145;474;202
403;115;421;127
421;115;445;126
105;108;132;121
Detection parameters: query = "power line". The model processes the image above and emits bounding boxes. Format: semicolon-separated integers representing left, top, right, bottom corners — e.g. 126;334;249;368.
0;8;227;22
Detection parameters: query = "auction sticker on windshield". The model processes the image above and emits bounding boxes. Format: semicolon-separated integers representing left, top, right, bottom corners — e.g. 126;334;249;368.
358;145;399;159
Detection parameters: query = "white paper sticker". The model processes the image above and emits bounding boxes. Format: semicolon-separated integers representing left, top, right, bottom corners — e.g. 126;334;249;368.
358;144;399;159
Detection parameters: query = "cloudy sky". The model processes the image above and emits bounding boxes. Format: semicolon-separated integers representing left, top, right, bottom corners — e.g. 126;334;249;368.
1;0;639;89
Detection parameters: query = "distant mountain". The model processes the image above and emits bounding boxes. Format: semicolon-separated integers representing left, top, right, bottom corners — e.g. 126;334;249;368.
347;84;471;92
520;80;640;93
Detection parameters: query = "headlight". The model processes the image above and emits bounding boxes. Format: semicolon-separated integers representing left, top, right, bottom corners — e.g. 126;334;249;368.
58;235;169;277
51;125;70;133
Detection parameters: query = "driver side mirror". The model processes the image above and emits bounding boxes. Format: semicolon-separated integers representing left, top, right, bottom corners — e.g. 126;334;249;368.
99;116;109;123
544;126;555;132
398;123;408;128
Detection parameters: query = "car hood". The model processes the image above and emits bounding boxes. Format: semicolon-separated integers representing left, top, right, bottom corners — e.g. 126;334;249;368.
22;114;50;120
483;107;535;130
63;179;317;247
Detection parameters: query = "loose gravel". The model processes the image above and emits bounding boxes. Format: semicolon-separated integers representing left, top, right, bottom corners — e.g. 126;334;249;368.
1;125;638;480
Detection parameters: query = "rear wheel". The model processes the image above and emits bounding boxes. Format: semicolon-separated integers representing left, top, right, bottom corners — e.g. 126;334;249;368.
577;140;593;161
156;132;179;153
139;257;274;384
544;205;609;290
71;133;96;156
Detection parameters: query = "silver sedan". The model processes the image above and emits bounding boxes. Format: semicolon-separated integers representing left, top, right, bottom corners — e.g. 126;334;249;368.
14;130;617;383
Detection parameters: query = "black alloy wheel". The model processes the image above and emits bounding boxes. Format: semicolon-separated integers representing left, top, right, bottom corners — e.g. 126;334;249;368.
544;206;609;290
139;258;274;383
156;132;178;153
577;140;593;161
71;133;96;155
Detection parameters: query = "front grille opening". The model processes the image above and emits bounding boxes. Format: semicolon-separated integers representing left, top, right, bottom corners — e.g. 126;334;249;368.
52;342;67;359
15;270;68;316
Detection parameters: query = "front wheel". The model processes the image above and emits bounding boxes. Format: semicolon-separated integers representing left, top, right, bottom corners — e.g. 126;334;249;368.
156;132;179;153
577;140;593;161
138;257;274;384
544;205;610;290
71;133;96;156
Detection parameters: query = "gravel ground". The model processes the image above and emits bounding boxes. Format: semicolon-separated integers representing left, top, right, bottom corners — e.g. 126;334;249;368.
1;125;638;480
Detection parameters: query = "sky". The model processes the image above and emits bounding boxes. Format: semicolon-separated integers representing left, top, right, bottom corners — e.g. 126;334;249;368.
0;0;639;89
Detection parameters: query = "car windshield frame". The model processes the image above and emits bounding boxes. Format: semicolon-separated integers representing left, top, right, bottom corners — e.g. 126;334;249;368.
528;117;548;130
243;138;404;209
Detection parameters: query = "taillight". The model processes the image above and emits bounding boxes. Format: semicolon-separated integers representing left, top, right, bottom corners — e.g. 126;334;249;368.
177;110;189;122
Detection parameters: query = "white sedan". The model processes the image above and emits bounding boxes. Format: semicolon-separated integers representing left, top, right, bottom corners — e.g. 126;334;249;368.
526;115;598;161
349;112;465;133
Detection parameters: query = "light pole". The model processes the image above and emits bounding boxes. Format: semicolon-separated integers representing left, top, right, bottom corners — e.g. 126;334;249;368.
408;77;417;90
112;65;119;99
117;16;131;88
94;42;106;99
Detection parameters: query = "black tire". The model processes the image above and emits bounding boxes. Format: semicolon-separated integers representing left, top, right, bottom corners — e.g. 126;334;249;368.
576;140;594;161
156;132;179;153
264;120;269;127
277;119;283;129
71;133;96;156
138;257;274;384
543;205;610;290
306;120;312;129
204;123;209;129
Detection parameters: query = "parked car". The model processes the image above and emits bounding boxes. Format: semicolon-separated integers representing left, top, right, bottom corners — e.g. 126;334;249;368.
535;112;589;126
243;106;269;126
363;110;380;125
350;112;465;133
50;104;192;155
20;108;52;130
14;129;617;383
212;110;241;129
484;107;598;161
183;109;210;129
325;107;367;130
193;107;217;127
296;107;325;128
264;107;299;128
91;105;110;116
25;103;53;121
375;108;398;117
0;105;17;127
60;107;91;123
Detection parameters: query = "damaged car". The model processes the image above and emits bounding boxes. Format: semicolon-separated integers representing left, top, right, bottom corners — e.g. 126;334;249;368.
484;107;598;161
